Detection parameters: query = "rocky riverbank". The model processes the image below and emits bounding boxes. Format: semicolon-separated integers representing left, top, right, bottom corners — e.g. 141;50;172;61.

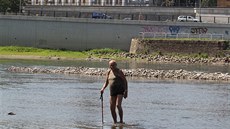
87;52;230;65
1;51;230;65
7;66;230;82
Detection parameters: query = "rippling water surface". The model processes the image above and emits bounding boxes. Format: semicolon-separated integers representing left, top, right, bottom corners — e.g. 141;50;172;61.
0;59;229;129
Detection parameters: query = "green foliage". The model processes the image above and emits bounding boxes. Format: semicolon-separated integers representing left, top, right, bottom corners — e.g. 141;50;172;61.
85;48;123;55
0;46;87;58
223;41;230;50
0;0;10;13
0;46;43;52
198;53;209;58
190;53;209;58
202;0;217;7
0;0;25;13
9;0;19;13
0;46;126;59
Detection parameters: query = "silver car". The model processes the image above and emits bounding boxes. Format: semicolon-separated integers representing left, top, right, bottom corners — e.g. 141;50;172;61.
177;15;199;22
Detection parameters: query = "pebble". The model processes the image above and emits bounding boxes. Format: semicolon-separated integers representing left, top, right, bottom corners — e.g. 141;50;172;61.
8;112;16;115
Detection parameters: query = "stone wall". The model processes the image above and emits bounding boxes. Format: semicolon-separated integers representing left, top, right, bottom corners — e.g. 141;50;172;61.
130;38;229;55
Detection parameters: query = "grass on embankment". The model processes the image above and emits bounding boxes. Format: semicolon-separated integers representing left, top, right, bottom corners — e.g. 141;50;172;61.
0;46;125;60
0;46;229;62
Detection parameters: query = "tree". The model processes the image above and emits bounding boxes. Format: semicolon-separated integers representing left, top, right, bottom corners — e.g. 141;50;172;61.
0;0;10;13
9;0;20;12
0;0;25;13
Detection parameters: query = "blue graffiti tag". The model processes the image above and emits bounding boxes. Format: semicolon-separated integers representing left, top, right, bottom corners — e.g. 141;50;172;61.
169;26;180;34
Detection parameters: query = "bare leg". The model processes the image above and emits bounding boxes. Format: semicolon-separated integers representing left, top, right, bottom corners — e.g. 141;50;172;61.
116;95;124;123
110;96;117;124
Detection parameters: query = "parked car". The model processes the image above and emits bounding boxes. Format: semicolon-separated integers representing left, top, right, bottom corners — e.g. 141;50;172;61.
177;15;199;22
123;17;132;20
92;12;112;19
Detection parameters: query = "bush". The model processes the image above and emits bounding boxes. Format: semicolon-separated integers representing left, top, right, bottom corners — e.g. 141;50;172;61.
86;48;123;55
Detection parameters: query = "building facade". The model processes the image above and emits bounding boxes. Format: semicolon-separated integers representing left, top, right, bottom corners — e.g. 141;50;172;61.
28;0;201;7
217;0;230;7
29;0;204;7
30;0;129;6
29;0;226;7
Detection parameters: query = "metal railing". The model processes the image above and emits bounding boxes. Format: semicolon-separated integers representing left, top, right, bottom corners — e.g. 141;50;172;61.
139;32;224;40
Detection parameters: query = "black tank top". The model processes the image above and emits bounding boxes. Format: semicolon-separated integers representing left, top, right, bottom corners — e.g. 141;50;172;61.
108;69;125;96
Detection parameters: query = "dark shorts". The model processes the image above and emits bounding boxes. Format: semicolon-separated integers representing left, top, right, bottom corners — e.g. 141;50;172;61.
110;85;124;96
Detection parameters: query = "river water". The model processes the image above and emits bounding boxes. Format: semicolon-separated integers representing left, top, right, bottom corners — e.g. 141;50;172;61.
0;59;229;129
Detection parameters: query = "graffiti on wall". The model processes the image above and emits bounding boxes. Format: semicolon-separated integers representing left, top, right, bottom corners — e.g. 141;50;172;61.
141;26;168;33
169;26;180;34
141;26;181;34
141;26;210;35
191;27;208;34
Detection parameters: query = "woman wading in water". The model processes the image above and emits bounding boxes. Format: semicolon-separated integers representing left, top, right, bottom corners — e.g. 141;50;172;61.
100;60;128;125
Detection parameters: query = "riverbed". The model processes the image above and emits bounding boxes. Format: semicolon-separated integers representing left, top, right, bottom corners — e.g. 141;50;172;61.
0;59;229;129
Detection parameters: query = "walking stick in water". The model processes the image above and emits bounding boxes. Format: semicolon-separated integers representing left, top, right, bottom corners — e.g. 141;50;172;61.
100;93;104;125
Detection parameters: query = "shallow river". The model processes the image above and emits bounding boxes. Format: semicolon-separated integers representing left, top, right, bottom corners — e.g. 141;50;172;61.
0;59;229;129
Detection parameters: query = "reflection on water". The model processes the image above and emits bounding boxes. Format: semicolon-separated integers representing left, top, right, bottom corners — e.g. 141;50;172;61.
0;59;230;129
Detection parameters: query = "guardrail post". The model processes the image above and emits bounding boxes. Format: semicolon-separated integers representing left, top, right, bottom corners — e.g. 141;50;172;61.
78;12;81;18
66;12;68;17
27;10;30;16
214;17;216;23
228;17;230;24
139;32;144;39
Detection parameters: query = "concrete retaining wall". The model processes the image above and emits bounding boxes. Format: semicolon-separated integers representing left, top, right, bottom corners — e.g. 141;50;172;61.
0;15;230;51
